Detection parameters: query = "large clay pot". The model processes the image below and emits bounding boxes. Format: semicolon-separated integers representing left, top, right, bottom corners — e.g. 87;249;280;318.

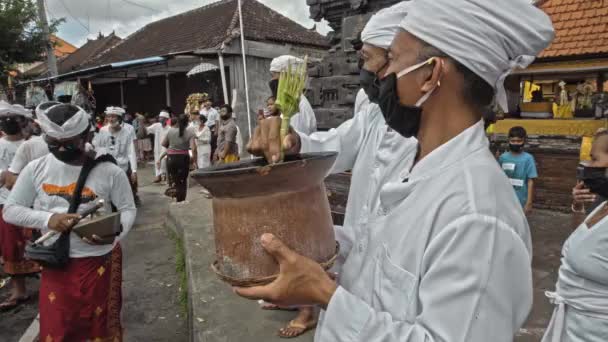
190;152;339;287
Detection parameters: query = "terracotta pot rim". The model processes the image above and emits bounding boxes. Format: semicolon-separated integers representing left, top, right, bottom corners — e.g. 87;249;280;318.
191;152;338;179
211;241;340;287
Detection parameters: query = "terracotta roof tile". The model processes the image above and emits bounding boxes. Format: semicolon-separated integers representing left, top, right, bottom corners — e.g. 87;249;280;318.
539;0;608;58
86;0;328;66
26;33;122;77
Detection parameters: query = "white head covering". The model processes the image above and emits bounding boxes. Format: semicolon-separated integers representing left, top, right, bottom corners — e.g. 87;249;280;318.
159;111;170;119
400;0;554;111
361;2;410;50
0;101;33;118
37;103;90;139
269;55;304;73
105;106;125;117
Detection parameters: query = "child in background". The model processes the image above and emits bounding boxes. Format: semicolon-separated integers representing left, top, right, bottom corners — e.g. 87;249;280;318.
499;126;538;214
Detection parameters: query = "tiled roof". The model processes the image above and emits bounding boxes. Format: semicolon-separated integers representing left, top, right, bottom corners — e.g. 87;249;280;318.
539;0;608;58
26;33;122;77
50;35;77;57
88;0;328;66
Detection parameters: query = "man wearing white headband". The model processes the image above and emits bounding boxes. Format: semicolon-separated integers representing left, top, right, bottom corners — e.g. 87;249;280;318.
251;3;417;338
239;0;554;341
0;101;40;311
146;110;171;183
93;106;140;205
3;103;136;340
268;55;317;135
5;102;58;185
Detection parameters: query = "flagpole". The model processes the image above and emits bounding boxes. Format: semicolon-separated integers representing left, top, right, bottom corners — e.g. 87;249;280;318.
237;0;253;145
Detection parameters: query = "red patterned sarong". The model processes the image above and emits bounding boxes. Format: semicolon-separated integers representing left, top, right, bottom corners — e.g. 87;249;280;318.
0;208;40;275
40;245;123;342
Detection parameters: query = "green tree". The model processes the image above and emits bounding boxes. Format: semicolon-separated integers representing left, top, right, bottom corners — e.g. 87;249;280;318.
0;0;62;75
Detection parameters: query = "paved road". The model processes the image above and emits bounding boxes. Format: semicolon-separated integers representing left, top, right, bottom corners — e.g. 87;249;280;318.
0;165;187;342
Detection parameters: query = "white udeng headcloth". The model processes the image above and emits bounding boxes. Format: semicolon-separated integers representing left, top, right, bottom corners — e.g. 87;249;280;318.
400;0;555;111
0;101;33;118
105;106;125;116
159;111;170;119
37;103;90;139
269;55;304;73
361;1;410;50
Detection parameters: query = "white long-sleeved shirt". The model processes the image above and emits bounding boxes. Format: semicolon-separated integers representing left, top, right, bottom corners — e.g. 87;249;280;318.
541;202;608;342
93;124;138;172
146;122;170;160
300;100;418;267
3;154;137;258
8;135;49;174
307;120;532;341
289;95;317;135
0;137;24;204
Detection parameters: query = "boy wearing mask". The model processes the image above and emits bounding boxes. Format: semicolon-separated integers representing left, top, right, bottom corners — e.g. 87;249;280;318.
499;126;538;214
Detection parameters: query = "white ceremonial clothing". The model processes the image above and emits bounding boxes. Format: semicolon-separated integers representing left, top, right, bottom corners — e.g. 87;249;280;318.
353;89;370;118
194;124;212;169
93;125;138;173
300;100;417;271
200;107;220;129
542;202;608;342
3;154;136;258
0;138;23;204
290;96;317;135
146;123;170;177
307;121;532;342
8;136;49;174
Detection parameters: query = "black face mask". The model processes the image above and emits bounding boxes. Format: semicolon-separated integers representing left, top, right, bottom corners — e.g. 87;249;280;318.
1;118;21;135
46;138;83;163
377;73;422;138
578;164;608;198
49;147;82;163
269;79;279;98
509;143;524;153
359;68;381;104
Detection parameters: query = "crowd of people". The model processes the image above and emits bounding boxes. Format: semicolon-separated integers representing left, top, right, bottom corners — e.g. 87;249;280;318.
2;0;608;341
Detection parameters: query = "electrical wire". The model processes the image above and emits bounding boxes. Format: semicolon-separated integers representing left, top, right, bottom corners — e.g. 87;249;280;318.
120;0;157;12
55;0;90;33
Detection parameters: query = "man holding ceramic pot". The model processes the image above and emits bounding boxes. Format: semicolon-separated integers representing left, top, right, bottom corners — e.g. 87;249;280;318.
242;0;555;341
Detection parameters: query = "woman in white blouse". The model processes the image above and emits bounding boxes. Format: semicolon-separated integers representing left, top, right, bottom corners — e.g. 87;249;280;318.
192;113;211;169
543;130;608;342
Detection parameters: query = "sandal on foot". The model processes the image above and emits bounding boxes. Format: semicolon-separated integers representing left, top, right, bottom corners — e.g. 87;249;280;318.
277;320;316;339
259;302;298;311
0;295;30;312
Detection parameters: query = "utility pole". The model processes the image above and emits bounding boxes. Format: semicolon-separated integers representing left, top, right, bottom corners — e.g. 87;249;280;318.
37;0;58;77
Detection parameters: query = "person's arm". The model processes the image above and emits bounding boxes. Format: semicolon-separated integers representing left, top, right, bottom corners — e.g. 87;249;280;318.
127;139;137;173
8;140;31;175
221;124;238;157
161;132;169;149
109;168;137;241
524;155;538;214
299;105;373;174
191;138;198;168
525;179;534;214
3;164;53;229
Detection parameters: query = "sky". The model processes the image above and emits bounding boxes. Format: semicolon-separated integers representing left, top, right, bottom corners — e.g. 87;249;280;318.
44;0;332;48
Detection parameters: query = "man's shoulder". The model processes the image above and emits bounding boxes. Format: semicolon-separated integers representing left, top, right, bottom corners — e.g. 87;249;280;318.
522;152;536;162
22;153;52;173
91;159;126;177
